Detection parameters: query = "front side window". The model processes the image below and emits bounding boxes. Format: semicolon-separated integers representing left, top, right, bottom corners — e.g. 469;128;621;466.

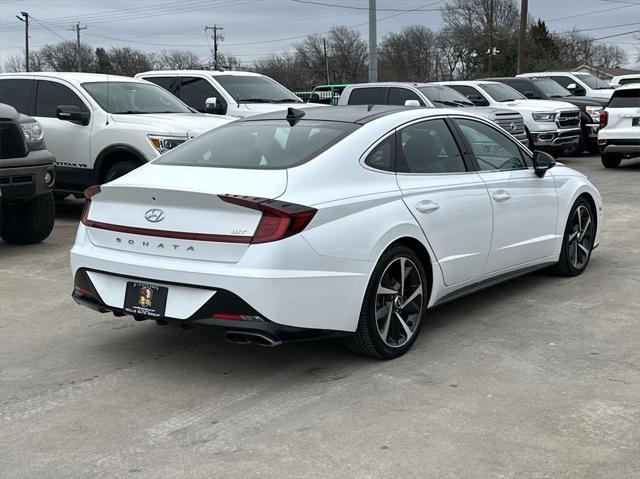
81;81;191;114
154;120;359;169
179;77;224;112
35;80;88;117
0;79;36;115
448;85;489;106
478;83;525;102
348;87;386;105
388;88;423;106
574;73;611;90
531;78;571;98
214;75;301;103
417;85;473;107
397;119;466;174
454;118;526;171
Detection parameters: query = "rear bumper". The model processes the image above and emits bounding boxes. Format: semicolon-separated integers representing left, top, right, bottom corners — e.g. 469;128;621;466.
598;139;640;156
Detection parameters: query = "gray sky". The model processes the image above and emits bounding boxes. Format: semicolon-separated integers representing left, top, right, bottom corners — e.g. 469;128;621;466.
1;0;639;68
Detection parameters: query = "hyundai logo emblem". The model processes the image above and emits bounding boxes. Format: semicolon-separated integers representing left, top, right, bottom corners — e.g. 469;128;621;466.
144;208;166;223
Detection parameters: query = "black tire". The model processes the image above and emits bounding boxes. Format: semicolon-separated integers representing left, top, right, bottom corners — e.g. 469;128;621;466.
103;160;139;183
601;152;622;168
343;245;428;359
563;130;588;157
0;192;56;245
552;197;595;277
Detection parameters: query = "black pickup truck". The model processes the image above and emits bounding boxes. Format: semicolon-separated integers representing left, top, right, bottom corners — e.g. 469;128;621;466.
483;77;608;156
0;103;56;244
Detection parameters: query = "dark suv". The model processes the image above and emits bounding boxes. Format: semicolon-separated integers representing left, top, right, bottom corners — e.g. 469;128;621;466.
0;103;56;244
483;77;608;156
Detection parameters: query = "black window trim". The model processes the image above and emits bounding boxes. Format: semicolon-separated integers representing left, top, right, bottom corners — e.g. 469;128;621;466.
448;115;533;173
360;130;397;174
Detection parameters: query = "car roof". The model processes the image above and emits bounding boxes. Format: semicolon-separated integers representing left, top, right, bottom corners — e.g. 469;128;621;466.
0;72;138;84
239;105;478;125
345;82;432;88
136;70;265;77
432;80;500;86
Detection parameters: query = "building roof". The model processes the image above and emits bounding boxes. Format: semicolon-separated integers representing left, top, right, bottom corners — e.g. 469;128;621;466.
574;64;640;79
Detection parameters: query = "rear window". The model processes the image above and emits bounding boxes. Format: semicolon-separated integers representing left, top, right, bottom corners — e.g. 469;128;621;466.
154;119;359;169
608;89;640;108
347;88;386;105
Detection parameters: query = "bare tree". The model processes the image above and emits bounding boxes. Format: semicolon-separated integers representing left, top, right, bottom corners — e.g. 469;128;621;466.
39;41;96;72
378;25;437;81
106;47;155;76
3;52;47;73
254;53;304;90
216;53;241;70
158;49;202;70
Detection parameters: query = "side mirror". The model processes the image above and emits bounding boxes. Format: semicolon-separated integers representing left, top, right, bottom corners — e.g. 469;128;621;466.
523;91;537;99
532;150;556;178
566;83;585;96
404;99;421;107
56;105;90;126
205;96;226;115
566;83;577;91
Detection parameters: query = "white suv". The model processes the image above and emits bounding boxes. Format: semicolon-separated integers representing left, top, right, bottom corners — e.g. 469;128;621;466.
135;70;318;118
517;72;616;100
436;80;581;157
0;73;232;196
597;83;640;168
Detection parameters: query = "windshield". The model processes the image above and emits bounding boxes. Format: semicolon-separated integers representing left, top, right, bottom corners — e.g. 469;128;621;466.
479;83;526;102
82;81;191;114
154;119;359;169
574;73;611;90
215;75;302;103
417;86;474;107
531;78;572;98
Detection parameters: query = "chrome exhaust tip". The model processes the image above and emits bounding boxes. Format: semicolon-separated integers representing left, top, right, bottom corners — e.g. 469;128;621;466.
224;331;282;348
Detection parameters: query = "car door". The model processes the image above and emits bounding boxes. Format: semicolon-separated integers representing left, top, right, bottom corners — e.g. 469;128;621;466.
452;117;558;274
387;87;426;106
395;118;493;286
34;79;92;171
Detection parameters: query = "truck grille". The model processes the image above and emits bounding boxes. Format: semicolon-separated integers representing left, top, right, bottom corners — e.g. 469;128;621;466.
494;117;527;142
557;111;580;129
0;120;28;159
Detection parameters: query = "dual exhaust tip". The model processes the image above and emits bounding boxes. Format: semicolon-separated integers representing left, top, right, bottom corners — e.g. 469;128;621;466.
224;330;282;348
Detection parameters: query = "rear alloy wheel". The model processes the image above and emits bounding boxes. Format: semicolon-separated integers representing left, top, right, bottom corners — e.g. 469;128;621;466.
553;198;595;276
601;152;622;168
344;246;427;359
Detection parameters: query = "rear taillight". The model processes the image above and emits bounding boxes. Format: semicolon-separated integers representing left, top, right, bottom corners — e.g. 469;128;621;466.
80;185;101;225
219;195;317;244
599;110;608;128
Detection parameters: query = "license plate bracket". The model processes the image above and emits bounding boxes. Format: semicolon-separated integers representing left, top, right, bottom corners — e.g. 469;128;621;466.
123;281;168;318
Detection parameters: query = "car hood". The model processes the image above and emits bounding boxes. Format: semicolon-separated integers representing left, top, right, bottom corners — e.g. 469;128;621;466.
497;99;580;112
560;96;609;108
584;89;616;100
235;102;321;116
109;112;233;136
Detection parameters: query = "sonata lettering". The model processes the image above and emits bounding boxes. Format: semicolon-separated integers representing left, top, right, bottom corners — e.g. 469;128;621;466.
115;237;195;252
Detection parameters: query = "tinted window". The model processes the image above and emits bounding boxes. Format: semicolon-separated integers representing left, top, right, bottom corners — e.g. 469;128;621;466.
397;119;465;174
388;88;423;106
0;79;35;114
155;120;359;169
609;89;640;108
530;78;571;98
215;75;301;103
574;73;610;90
347;87;386;105
506;80;544;99
618;78;640;86
455;118;526;171
82;81;190;114
448;85;489;106
35;80;88;117
551;75;584;95
144;76;179;95
365;135;394;172
180;77;224;112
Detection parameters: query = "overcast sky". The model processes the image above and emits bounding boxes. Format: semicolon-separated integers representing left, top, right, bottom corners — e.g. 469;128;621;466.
1;0;639;69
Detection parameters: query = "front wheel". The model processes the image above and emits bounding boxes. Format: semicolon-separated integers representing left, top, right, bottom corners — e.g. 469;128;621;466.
0;192;56;244
344;245;428;359
552;198;595;277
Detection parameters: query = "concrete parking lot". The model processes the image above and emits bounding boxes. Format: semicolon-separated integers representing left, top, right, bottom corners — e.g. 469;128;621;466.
1;154;638;479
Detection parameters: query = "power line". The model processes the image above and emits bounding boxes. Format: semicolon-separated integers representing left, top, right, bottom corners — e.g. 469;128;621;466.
546;3;638;22
28;14;72;42
290;0;444;12
593;28;640;39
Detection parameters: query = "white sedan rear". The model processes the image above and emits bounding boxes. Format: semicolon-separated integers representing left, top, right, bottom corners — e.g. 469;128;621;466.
71;106;602;359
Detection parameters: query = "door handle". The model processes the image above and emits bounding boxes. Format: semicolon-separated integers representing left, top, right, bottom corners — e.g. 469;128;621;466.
492;190;511;202
415;200;440;214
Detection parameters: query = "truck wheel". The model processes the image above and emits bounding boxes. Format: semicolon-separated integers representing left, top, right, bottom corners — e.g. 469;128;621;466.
601;152;622;168
103;160;139;183
563;130;588;157
0;192;56;244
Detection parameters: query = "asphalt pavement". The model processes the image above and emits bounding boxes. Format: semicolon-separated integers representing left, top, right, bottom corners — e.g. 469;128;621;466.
1;154;638;478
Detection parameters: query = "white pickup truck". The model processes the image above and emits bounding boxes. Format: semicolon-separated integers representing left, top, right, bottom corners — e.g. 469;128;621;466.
517;72;616;100
435;80;582;157
0;72;232;197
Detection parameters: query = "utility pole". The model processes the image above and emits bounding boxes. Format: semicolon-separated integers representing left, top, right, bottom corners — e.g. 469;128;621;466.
69;22;87;71
368;0;377;82
323;37;330;84
488;0;494;76
517;0;528;74
15;11;29;72
205;25;224;70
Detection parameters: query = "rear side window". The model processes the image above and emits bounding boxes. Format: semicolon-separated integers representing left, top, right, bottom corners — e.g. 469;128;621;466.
0;79;35;115
155;120;360;169
397;119;466;174
143;76;179;95
608;89;640;108
35;80;88;117
365;135;394;172
347;88;386;105
179;77;225;112
388;88;422;106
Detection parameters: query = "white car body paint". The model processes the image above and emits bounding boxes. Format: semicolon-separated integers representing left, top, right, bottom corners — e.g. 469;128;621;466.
70;107;603;335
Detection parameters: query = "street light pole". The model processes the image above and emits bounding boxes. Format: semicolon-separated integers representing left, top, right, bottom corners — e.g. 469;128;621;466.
368;0;377;82
517;0;529;74
15;12;29;72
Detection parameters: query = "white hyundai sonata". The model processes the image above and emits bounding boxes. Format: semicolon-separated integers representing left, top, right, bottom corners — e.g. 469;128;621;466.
71;106;602;359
